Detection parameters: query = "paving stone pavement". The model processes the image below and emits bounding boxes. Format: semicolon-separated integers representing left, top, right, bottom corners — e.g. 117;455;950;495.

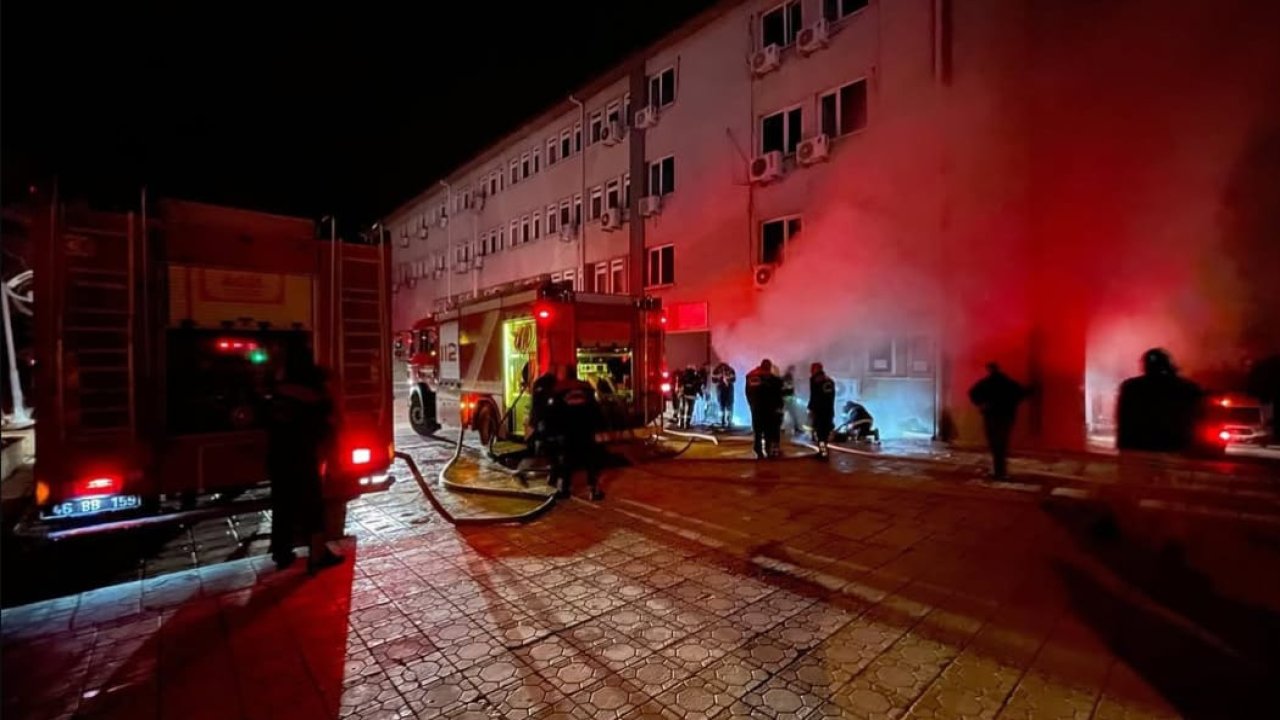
3;432;1279;719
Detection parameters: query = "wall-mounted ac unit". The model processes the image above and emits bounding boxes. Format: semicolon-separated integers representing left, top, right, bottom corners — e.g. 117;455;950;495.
797;20;830;55
633;106;658;130
797;134;831;166
399;230;410;248
751;44;781;76
753;264;776;289
600;210;622;231
418;226;429;240
639;195;662;218
601;119;625;146
749;151;784;184
437;214;449;229
472;193;485;212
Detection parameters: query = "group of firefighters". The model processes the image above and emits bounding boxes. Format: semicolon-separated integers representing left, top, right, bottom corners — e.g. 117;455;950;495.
670;360;880;459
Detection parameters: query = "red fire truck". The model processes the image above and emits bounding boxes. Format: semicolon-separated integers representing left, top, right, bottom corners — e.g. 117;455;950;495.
405;280;664;444
22;197;394;539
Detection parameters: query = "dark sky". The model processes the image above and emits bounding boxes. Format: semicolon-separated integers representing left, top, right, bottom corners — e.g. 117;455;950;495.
2;0;720;228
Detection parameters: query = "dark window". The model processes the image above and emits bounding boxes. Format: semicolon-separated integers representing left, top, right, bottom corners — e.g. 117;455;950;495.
646;245;675;287
574;197;583;225
761;2;801;47
821;80;868;137
760;217;801;264
548;138;558;164
606;181;620;209
590;113;603;143
824;0;868;22
509;162;518;184
560;203;571;226
648;68;676;108
648;156;675;196
761;107;802;154
521;156;530;177
590;190;603;219
561;133;571;158
623;175;631;207
574;125;582;152
532;150;540;173
607;104;620;126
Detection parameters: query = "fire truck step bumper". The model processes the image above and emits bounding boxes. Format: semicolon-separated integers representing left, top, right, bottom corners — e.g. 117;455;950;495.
16;498;273;541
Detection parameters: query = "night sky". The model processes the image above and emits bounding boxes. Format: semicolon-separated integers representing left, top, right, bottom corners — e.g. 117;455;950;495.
2;1;720;230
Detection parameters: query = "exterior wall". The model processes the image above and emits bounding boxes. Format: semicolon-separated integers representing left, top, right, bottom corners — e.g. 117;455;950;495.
386;0;1280;449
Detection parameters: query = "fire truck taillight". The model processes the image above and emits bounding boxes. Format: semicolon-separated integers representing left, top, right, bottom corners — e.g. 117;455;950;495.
1218;430;1231;443
660;382;672;394
76;475;121;497
536;309;551;320
351;447;373;465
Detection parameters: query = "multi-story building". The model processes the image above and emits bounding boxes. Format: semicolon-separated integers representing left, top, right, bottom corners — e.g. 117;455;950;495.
385;0;1280;450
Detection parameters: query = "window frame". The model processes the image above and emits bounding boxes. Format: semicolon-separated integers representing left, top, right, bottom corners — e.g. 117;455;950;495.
547;204;559;234
547;137;558;165
521;215;531;244
760;104;804;155
610;258;626;294
818;78;869;138
647;155;676;197
760;215;802;265
560;129;571;159
509;220;518;249
648;66;677;108
509;159;519;185
560;200;571;228
606;179;621;210
645;244;675;288
573;194;583;226
824;0;870;23
532;147;541;174
574;123;582;153
520;152;531;180
590;111;604;144
594;262;609;293
761;1;803;48
589;187;603;220
606;100;621;127
532;213;541;240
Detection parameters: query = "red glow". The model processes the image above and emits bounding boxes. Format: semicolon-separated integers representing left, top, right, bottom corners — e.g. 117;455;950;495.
1220;398;1231;407
216;338;258;352
537;309;551;320
1218;430;1231;442
660;382;672;394
76;475;121;497
351;447;372;465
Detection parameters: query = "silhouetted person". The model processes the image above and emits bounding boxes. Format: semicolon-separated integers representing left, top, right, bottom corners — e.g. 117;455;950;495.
781;365;801;433
267;354;341;572
548;366;604;500
968;362;1026;479
842;401;880;443
808;362;836;458
1117;348;1203;453
677;365;703;429
746;359;784;459
527;369;559;461
711;362;736;428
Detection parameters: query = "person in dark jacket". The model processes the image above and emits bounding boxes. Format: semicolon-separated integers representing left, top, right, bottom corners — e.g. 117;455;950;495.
711;362;736;429
267;354;342;572
807;362;837;459
1116;348;1203;453
781;366;802;434
745;359;784;459
968;362;1026;479
548;367;605;500
677;365;703;429
527;369;559;460
841;401;880;443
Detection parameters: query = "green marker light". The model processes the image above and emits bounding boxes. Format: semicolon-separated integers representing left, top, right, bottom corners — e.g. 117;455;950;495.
247;348;269;365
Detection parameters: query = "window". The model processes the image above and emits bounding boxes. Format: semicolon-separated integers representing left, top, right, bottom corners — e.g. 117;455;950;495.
521;216;530;244
509;220;518;248
606;179;620;210
610;259;625;294
645;245;675;287
478;232;488;256
563;268;576;291
489;174;498;196
762;2;802;47
761;107;803;155
648;67;677;108
499;171;505;192
574;123;582;153
561;130;571;159
532;214;541;240
548;137;558;165
622;94;631;127
623;174;631;207
648;156;676;196
509;159;518;185
521;153;530;179
590;112;604;144
589;187;603;220
606;101;620;126
760;216;802;264
594;262;608;293
498;227;506;252
547;205;559;234
574;195;583;225
560;200;571;227
868;339;894;373
824;0;868;22
820;79;868;137
532;148;541;174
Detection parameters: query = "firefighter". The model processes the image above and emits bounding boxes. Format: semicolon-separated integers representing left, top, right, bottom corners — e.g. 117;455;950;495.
266;354;342;573
781;365;802;434
527;368;558;458
745;359;784;459
808;362;836;458
841;400;880;443
968;362;1027;479
678;364;704;429
1116;348;1203;453
711;361;736;428
548;366;605;500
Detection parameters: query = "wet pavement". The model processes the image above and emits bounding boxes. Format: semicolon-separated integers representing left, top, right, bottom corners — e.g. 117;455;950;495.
3;427;1280;719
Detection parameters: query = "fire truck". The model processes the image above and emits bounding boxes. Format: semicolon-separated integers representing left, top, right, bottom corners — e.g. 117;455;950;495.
405;280;665;445
22;197;394;539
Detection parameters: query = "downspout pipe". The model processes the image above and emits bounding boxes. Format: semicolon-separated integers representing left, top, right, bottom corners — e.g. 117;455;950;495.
439;180;452;301
569;94;586;287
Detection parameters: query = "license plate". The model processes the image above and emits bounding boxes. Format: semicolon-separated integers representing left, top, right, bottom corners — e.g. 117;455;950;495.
43;495;143;519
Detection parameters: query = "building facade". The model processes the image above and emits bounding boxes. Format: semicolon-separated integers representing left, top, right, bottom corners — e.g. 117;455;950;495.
386;0;1280;448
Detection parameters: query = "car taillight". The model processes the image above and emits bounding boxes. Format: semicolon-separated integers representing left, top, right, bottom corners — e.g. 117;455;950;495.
76;475;121;497
1218;430;1231;443
351;447;373;465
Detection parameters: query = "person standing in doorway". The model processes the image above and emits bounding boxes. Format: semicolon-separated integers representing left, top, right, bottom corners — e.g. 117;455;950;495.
808;363;836;459
711;361;736;429
968;362;1026;479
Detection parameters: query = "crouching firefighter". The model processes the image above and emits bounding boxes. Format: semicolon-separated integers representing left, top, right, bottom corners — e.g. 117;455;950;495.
808;363;836;459
548;367;605;501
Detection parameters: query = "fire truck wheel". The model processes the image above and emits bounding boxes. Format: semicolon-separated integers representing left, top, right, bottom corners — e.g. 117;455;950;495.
475;403;500;446
409;393;435;436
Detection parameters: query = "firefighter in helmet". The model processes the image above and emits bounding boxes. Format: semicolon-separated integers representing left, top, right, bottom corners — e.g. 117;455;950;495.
710;361;736;429
548;366;605;500
678;364;704;429
808;362;836;459
745;359;784;459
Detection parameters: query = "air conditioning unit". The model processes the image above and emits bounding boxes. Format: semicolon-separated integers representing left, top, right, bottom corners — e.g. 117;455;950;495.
751;44;781;76
633;106;659;130
559;222;579;241
472;193;486;212
748;151;784;184
797;19;830;55
639;195;662;218
601;119;625;146
437;214;449;229
600;210;622;231
797;134;831;166
418;226;429;240
753;264;776;289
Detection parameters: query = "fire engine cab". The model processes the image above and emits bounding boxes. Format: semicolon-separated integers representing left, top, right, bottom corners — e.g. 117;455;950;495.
406;280;664;445
22;197;395;539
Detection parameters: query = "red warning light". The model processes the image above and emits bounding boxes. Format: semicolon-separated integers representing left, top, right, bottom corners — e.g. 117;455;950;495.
1218;430;1231;442
536;308;551;320
1220;398;1231;407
